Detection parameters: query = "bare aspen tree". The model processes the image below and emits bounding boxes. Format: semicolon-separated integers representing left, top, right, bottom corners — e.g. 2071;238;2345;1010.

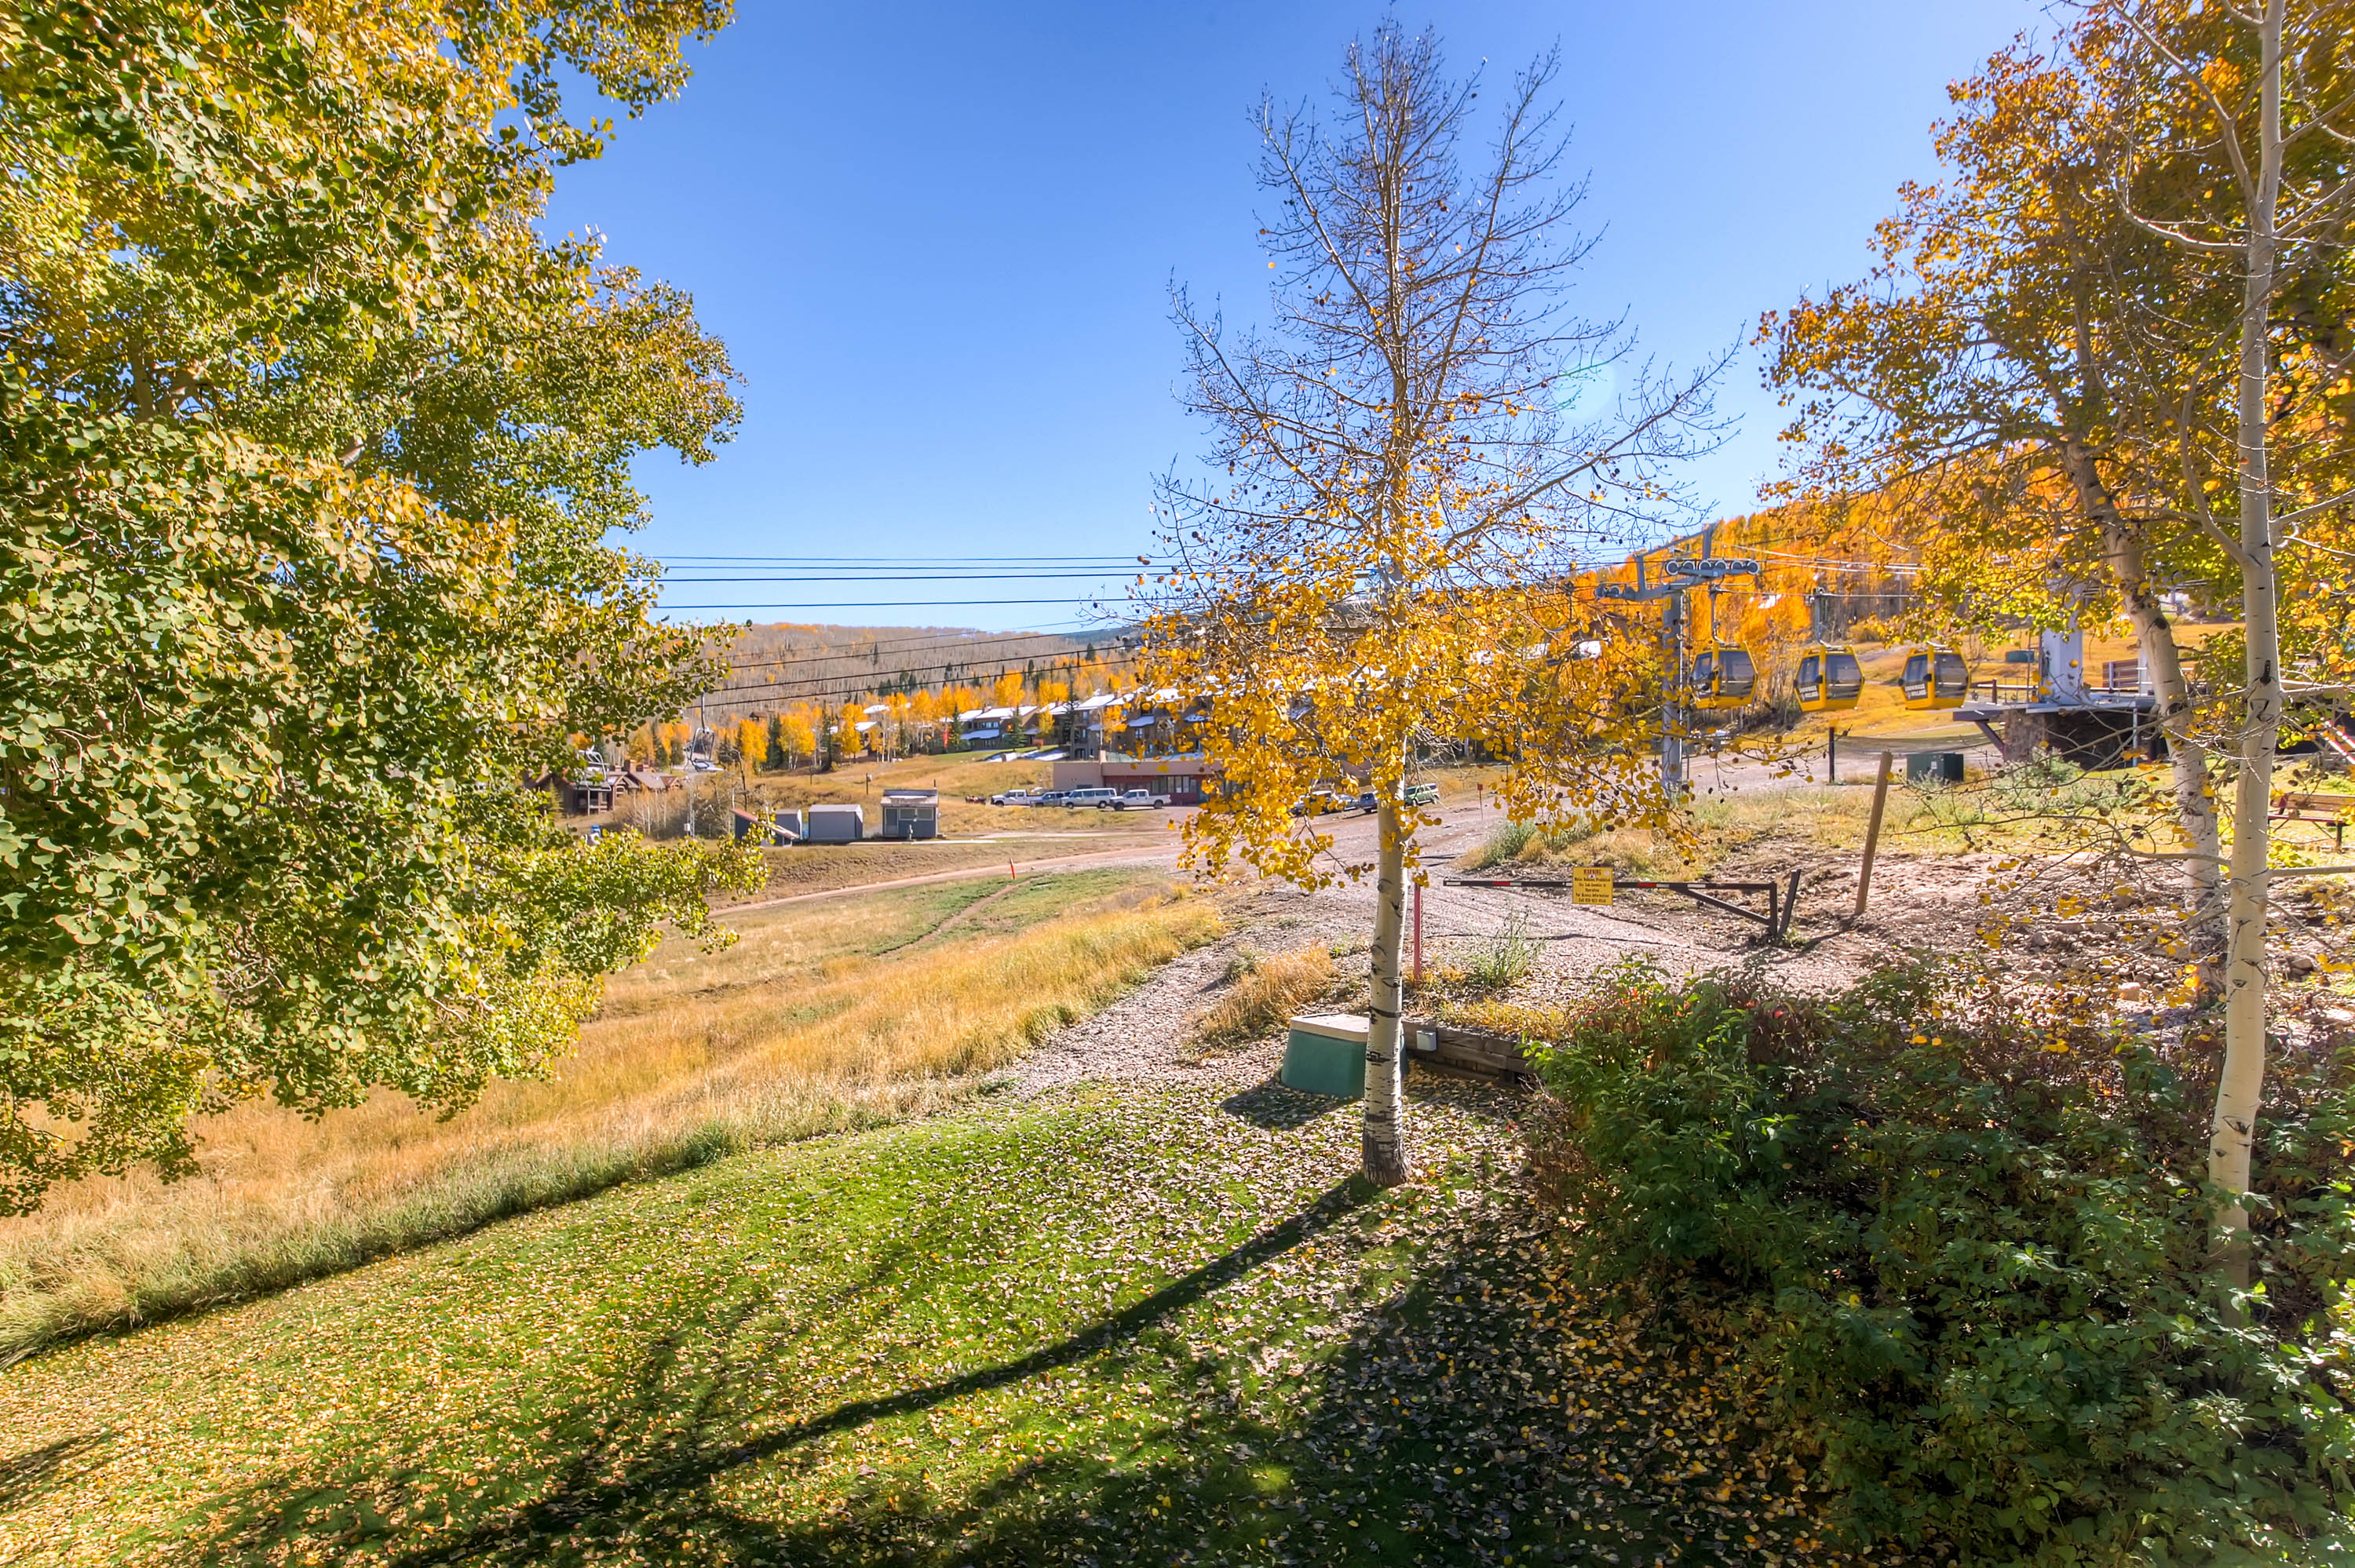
1143;26;1720;1185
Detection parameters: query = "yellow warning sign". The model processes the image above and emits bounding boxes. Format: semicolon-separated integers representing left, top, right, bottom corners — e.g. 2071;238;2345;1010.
1570;866;1614;905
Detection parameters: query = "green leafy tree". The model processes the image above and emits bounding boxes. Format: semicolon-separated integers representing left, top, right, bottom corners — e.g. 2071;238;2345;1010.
0;0;761;1208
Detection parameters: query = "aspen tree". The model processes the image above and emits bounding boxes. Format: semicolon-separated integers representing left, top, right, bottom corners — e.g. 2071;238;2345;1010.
2096;0;2355;1284
0;0;758;1205
1763;36;2238;954
1145;25;1719;1184
1778;0;2354;1280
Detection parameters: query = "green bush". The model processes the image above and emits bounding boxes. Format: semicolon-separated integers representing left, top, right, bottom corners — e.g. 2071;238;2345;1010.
1522;958;2355;1563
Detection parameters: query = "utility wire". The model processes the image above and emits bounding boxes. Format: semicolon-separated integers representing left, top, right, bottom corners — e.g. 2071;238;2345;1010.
655;572;1151;583
692;651;1143;709
658;596;1124;611
714;627;1131;676
710;651;1137;698
653;553;1168;564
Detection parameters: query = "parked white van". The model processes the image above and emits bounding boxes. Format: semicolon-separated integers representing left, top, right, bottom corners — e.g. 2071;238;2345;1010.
1064;787;1121;810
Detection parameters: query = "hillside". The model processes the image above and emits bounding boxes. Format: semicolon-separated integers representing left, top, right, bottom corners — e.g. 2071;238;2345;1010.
0;867;1214;1358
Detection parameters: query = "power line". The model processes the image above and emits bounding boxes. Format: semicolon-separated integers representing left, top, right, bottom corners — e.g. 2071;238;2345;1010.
692;651;1145;709
657;596;1125;610
711;652;1137;702
653;553;1167;564
713;627;1130;676
657;572;1148;582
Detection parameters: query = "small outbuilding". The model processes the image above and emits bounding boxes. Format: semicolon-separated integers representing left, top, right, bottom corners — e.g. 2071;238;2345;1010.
805;804;864;844
878;788;939;841
733;809;803;846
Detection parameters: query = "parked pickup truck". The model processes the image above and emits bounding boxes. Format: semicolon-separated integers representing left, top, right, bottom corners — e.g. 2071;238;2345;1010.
1112;789;1168;810
989;788;1041;807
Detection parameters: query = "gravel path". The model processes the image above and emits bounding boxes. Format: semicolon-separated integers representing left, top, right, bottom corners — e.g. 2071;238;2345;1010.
1013;922;1291;1096
1012;797;1996;1092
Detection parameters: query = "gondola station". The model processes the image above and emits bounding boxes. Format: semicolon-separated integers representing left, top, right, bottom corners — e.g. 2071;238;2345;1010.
1954;626;2159;768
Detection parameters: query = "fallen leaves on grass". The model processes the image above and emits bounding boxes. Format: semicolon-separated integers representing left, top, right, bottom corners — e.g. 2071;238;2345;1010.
0;1083;1881;1566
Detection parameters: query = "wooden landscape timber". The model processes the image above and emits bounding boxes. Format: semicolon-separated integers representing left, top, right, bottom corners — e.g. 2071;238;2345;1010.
1404;1018;1538;1086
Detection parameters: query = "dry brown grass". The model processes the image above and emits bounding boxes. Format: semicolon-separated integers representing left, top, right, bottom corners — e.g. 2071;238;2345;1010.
1192;946;1338;1051
0;870;1217;1358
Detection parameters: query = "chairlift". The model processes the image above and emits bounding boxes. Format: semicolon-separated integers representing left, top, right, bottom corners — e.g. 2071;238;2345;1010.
1900;645;1969;711
1795;644;1865;713
1690;645;1758;711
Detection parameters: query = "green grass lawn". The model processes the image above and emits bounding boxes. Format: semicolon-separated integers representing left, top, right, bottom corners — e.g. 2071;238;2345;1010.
0;1083;1846;1567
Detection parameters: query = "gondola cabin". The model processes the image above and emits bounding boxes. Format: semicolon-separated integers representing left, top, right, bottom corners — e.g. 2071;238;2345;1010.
1795;644;1865;713
1900;646;1969;711
1691;645;1758;711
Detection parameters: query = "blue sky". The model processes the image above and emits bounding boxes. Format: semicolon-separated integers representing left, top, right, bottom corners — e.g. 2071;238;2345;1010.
546;1;2038;632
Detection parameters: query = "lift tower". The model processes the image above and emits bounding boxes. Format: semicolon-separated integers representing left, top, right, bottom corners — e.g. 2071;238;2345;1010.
1597;549;1759;797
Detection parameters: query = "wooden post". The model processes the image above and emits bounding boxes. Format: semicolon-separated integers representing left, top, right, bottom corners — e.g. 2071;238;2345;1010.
1827;725;1838;784
1854;750;1894;919
1411;881;1424;986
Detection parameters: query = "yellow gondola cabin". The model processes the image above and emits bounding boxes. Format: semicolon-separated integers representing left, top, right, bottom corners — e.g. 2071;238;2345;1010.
1691;645;1758;711
1795;644;1865;713
1900;646;1969;711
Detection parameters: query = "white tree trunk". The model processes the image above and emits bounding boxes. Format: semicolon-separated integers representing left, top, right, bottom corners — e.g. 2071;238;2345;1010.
2214;528;2281;1289
2210;0;2285;1289
1362;797;1411;1187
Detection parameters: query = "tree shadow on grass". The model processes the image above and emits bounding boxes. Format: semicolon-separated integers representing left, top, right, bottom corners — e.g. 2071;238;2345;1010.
183;1182;1369;1564
1220;1073;1524;1135
178;1105;1797;1566
1217;1080;1341;1131
0;1431;108;1516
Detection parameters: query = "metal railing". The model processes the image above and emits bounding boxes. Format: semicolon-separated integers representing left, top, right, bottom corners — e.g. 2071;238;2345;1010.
1968;679;2148;706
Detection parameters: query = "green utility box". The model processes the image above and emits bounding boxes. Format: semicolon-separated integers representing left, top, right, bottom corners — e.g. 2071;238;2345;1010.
1282;1013;1369;1099
1907;750;1966;785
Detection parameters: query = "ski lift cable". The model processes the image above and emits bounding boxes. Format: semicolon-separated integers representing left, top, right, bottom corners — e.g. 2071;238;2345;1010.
657;596;1125;611
695;650;1148;708
703;626;1137;676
